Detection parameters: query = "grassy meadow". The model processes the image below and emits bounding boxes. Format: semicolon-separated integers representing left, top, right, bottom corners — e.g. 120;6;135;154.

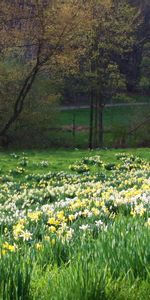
11;103;150;149
59;105;150;147
0;149;150;299
59;105;150;127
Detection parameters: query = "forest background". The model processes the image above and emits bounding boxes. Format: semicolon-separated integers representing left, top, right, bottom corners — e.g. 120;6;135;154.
0;0;150;149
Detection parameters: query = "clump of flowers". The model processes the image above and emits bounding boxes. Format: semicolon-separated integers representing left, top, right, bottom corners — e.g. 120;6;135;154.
10;153;20;159
9;167;25;176
38;161;50;168
18;156;28;167
104;163;116;171
69;162;89;173
82;156;103;166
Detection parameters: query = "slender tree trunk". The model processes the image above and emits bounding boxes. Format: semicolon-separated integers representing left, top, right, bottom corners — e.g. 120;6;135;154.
98;96;104;148
0;65;39;137
89;89;94;149
0;40;43;138
94;96;98;148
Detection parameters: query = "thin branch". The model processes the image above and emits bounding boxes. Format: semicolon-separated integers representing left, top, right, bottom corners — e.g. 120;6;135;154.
128;115;150;135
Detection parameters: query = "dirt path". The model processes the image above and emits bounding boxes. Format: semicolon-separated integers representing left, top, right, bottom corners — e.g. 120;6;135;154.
60;102;150;111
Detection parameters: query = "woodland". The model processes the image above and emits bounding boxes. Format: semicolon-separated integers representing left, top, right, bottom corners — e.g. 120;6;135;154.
0;0;150;149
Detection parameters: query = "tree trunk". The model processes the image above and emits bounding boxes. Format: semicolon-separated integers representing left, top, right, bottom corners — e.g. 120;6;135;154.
0;64;39;138
98;97;104;148
94;96;98;148
89;89;94;149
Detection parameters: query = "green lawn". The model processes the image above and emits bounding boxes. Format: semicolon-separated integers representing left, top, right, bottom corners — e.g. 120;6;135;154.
0;148;150;175
55;105;150;148
6;103;150;149
59;105;150;127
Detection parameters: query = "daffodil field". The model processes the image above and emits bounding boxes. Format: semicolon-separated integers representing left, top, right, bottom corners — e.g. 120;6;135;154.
0;150;150;300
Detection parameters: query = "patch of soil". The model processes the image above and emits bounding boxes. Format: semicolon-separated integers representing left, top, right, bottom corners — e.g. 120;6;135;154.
62;125;89;132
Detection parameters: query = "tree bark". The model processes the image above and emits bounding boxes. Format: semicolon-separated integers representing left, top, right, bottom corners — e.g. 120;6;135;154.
94;96;98;148
0;41;43;138
98;98;104;148
0;64;39;137
89;89;94;149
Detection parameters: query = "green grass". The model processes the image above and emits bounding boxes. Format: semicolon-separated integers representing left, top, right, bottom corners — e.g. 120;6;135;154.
8;103;150;150
59;105;150;127
0;148;149;176
53;105;150;148
31;217;150;300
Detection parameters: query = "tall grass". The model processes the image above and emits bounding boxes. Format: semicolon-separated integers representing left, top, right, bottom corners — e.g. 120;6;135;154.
0;217;148;299
30;217;150;300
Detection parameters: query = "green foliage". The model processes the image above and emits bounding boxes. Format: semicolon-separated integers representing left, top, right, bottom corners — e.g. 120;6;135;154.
0;61;60;143
139;43;150;92
0;0;149;149
0;59;26;128
113;93;136;103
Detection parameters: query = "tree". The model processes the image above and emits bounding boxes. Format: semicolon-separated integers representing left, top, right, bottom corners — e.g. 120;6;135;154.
0;0;90;142
121;0;150;92
139;42;150;92
83;0;138;148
